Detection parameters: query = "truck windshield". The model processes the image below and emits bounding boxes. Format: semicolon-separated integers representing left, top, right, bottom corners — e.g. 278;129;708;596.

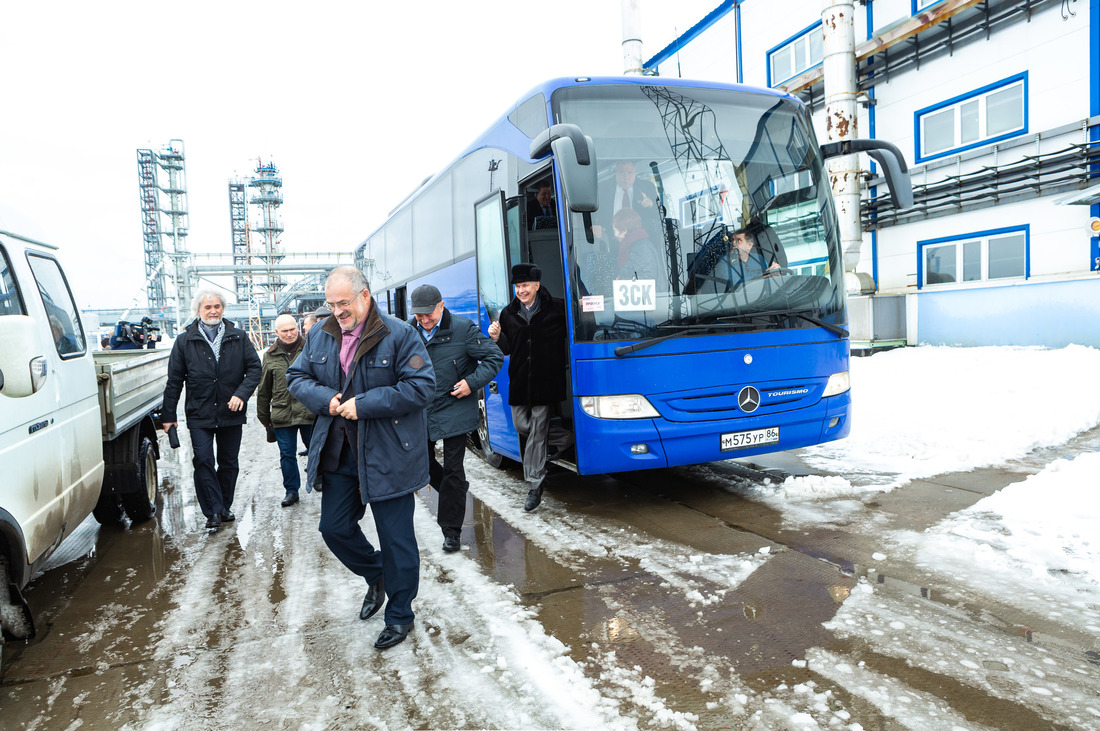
552;84;846;344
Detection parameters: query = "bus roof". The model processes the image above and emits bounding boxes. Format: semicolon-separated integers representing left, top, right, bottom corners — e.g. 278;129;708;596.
356;76;799;250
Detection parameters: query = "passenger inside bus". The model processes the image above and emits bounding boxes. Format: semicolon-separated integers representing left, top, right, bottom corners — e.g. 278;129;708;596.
611;207;664;289
590;160;662;244
526;182;556;230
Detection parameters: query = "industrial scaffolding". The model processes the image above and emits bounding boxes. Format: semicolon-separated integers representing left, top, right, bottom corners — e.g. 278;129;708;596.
136;139;192;325
228;180;251;303
248;160;286;301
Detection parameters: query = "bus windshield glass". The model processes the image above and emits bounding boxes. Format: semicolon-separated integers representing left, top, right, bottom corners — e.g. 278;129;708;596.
553;84;845;344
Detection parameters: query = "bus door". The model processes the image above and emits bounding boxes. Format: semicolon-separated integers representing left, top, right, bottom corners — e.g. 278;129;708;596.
473;190;521;463
521;172;575;462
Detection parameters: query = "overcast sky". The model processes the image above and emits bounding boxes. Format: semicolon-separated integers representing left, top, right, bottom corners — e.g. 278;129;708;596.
2;1;717;310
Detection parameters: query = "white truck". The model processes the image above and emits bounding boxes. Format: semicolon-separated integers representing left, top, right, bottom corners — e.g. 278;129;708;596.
0;226;168;648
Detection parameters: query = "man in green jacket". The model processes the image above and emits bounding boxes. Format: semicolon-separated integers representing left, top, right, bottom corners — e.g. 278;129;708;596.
257;314;315;507
410;285;503;552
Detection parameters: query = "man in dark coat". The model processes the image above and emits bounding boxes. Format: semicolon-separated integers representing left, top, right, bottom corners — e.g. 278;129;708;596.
525;182;556;230
408;284;502;552
286;266;434;650
162;289;262;532
257;313;315;508
487;264;572;511
590;160;661;243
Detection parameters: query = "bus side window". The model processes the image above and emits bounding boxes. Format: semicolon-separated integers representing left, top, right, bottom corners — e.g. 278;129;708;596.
27;254;86;358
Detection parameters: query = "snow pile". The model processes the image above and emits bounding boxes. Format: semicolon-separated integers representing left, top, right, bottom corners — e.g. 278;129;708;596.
800;344;1100;488
901;451;1100;621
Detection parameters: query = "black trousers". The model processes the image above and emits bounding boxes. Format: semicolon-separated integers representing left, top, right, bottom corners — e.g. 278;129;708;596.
428;434;469;538
189;425;242;517
319;446;419;625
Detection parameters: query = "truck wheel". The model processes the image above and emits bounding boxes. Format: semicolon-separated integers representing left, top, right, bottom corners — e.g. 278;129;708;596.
121;437;158;523
92;490;124;524
1;554;35;641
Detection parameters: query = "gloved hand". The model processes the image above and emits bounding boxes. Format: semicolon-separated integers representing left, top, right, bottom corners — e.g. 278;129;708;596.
265;425;276;443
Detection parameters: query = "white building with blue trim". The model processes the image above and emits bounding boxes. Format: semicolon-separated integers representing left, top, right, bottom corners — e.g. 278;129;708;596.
640;0;1100;348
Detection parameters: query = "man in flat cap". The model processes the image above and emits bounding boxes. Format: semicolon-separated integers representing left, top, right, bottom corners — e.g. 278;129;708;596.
409;284;503;551
487;264;572;511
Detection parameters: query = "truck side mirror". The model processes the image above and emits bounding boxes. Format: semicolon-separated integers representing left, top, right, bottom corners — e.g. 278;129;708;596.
0;315;48;398
821;138;914;210
529;123;599;213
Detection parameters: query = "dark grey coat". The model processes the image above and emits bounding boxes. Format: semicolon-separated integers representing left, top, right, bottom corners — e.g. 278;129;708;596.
409;309;503;441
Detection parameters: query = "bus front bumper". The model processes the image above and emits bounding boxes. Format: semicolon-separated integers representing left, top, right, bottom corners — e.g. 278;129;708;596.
573;392;850;474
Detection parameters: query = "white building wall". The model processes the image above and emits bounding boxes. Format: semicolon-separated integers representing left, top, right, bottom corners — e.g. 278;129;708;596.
641;0;1097;346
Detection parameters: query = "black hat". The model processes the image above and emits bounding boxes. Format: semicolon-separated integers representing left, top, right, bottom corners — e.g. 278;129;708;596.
510;263;541;285
410;284;443;315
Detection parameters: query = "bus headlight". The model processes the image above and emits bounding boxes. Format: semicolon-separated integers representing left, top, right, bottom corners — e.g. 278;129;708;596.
580;394;660;419
822;370;850;397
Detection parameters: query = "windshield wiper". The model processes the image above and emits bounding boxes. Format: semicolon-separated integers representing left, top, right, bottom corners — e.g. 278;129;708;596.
792;312;848;338
717;309;849;338
613;322;748;357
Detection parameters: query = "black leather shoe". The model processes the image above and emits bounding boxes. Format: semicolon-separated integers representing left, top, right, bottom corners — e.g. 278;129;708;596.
524;484;544;511
442;536;460;553
297;449;308;456
374;622;413;649
281;492;299;507
220;510;235;522
204;515;221;531
359;579;386;620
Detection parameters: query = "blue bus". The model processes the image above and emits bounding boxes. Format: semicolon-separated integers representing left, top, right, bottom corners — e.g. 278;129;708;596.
357;76;910;475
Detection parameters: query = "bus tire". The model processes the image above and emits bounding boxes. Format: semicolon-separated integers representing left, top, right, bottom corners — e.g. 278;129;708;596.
121;437;158;523
469;398;505;469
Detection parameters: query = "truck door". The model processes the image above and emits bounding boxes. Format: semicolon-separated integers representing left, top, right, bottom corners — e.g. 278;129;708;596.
473;190;521;462
24;254;102;561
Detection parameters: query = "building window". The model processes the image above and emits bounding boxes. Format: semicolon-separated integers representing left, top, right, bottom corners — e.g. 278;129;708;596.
913;0;946;12
767;22;823;87
915;73;1027;162
918;226;1028;289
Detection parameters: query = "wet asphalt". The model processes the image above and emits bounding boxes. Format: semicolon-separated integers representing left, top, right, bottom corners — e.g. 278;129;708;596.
2;421;1099;729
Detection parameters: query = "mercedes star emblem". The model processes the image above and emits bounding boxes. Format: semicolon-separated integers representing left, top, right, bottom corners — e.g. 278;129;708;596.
737;386;761;413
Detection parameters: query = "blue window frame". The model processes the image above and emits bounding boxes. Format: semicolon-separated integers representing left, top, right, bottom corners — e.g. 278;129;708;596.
914;72;1028;163
912;0;947;13
766;21;823;87
917;225;1030;289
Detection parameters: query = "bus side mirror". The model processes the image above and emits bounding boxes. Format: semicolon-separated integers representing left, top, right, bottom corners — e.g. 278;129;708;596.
530;123;599;213
821;138;914;210
0;315;47;398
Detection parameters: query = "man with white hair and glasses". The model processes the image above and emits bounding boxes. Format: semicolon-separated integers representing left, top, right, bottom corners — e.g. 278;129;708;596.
162;288;262;532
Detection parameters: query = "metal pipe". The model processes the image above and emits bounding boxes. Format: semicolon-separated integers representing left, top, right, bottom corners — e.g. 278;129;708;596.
621;0;644;75
821;0;868;291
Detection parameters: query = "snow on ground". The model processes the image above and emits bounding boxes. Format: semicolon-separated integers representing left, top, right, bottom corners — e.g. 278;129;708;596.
762;345;1100;730
800;344;1100;489
737;346;1100;595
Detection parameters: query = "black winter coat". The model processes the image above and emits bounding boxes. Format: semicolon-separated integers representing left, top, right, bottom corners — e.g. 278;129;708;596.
409;309;503;441
495;287;568;407
162;318;262;429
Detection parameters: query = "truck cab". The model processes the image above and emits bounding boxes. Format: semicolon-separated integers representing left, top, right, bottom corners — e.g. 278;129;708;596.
0;229;105;621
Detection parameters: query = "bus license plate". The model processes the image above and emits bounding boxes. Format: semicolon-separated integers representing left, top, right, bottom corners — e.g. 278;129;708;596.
721;427;780;451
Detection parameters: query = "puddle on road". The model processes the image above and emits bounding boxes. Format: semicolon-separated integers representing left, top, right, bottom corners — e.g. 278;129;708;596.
420;477;864;724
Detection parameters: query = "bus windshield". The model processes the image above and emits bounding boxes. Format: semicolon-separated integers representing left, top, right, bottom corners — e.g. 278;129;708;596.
553;84;846;344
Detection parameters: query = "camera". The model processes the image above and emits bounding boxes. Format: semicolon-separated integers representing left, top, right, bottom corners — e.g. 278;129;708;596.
115;317;161;347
